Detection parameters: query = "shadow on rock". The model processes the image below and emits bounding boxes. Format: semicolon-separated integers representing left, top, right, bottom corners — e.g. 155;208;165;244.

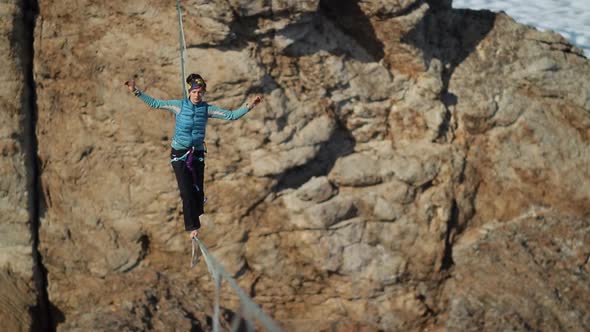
273;125;356;193
402;6;496;97
201;0;386;64
318;0;384;62
30;300;65;332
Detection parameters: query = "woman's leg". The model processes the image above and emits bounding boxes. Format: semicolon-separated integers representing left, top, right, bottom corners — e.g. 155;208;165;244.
171;148;202;231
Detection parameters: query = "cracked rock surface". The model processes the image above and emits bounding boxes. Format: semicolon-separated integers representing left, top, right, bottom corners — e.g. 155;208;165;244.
1;0;589;331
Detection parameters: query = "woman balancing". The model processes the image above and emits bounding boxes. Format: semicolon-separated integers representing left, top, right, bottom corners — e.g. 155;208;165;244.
125;74;262;239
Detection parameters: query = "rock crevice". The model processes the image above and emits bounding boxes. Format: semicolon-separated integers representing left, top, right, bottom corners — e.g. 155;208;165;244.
19;0;54;330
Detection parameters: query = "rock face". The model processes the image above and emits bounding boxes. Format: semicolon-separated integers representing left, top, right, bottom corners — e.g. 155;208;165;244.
0;0;588;331
0;1;43;331
444;210;590;331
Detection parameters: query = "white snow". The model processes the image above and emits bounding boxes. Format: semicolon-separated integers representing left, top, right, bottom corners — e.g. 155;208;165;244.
453;0;590;56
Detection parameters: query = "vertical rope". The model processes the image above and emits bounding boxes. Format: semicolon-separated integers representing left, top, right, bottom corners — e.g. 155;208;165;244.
176;0;188;99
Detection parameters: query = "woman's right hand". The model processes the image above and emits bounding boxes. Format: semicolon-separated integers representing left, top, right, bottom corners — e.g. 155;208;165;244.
248;95;263;110
124;79;136;92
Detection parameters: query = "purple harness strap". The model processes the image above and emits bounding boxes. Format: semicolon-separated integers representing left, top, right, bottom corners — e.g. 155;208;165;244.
186;146;196;172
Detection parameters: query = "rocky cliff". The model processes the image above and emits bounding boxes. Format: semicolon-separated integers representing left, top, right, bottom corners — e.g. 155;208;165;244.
1;0;51;330
1;0;589;331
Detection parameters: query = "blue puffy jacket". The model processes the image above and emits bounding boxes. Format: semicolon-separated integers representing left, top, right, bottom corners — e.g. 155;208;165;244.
135;90;250;150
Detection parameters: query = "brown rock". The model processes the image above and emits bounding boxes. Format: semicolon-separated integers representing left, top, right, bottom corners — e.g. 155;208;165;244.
0;271;36;332
0;1;41;330
443;211;590;331
0;0;588;331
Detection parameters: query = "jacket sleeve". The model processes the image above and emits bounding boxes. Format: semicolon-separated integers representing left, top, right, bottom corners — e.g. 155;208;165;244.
135;89;182;115
207;104;250;121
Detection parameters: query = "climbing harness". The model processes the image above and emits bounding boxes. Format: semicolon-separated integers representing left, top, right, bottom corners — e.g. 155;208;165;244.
169;146;203;166
169;146;193;163
176;2;280;331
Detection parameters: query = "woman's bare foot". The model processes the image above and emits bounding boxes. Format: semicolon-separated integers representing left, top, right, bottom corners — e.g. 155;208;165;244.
190;229;199;239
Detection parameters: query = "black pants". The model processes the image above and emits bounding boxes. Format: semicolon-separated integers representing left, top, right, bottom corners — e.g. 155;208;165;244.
171;148;205;231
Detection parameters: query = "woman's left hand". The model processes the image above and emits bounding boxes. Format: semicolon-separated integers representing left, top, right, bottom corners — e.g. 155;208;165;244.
250;95;262;109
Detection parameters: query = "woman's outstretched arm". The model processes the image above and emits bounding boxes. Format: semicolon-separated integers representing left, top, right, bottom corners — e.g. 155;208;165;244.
207;96;263;121
124;80;182;115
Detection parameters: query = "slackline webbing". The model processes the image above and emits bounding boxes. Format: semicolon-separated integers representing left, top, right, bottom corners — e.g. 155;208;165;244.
192;237;282;332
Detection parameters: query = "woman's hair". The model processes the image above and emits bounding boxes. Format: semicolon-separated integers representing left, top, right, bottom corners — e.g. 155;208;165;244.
186;73;206;91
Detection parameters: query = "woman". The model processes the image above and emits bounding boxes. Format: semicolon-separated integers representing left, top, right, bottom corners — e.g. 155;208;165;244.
125;74;262;239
